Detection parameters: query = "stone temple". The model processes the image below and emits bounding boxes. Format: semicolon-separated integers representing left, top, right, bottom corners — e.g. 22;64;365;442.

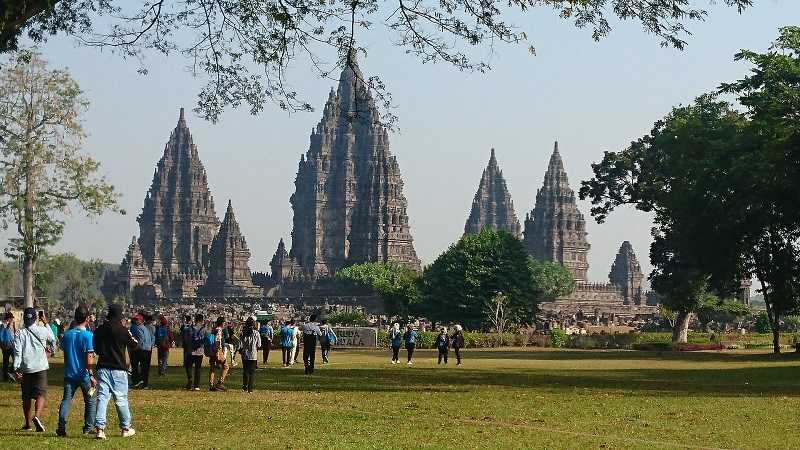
272;55;420;284
464;149;522;237
462;142;650;317
103;109;262;301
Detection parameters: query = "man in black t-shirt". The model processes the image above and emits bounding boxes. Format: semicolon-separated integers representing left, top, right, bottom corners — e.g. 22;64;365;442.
92;304;138;440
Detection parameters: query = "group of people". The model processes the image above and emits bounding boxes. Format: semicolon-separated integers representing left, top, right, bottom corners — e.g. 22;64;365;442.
275;319;338;372
4;304;137;440
388;323;465;366
0;305;468;441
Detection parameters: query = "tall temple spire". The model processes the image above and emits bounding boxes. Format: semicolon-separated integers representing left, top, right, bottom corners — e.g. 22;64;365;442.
464;148;521;237
609;241;644;305
201;200;260;297
136;108;220;288
288;57;420;279
523;141;590;282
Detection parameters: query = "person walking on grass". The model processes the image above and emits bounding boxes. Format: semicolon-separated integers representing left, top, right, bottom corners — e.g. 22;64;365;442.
155;316;174;376
207;317;229;391
301;315;321;374
389;323;402;365
186;314;206;391
93;304;137;440
291;321;301;365
451;325;465;365
13;307;56;432
435;327;450;365
57;306;97;437
129;314;154;389
279;321;293;367
259;321;273;365
1;312;17;382
403;325;417;366
225;324;239;368
319;321;336;364
239;317;261;393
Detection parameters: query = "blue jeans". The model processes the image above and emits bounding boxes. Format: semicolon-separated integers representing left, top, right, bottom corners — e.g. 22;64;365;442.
58;377;97;432
94;368;132;430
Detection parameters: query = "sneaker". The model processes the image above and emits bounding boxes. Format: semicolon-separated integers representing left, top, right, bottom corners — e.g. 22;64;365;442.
20;425;32;432
209;385;217;392
215;383;227;392
407;361;413;366
122;428;136;438
56;428;66;437
184;383;192;390
133;381;144;388
96;429;107;440
32;416;45;432
192;387;200;391
83;429;96;435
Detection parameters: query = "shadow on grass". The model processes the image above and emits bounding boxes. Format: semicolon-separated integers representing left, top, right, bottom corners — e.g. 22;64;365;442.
2;351;798;399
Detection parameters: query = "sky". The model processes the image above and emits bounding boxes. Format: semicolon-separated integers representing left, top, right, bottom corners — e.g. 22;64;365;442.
8;0;796;284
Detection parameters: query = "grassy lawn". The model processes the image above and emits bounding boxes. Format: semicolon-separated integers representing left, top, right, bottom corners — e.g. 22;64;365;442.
0;348;798;449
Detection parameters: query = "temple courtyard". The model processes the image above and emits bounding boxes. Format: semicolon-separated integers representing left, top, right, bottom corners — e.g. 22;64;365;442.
0;348;797;449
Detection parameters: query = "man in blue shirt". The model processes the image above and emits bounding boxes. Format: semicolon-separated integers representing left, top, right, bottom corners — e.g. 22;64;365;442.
56;306;96;437
129;314;154;389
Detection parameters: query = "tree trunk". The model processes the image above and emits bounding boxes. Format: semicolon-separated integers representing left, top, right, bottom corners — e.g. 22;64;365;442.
763;293;781;354
23;255;34;308
672;310;690;343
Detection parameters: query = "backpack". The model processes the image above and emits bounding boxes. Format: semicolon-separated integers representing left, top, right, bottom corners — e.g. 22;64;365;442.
326;329;337;345
203;332;216;358
0;325;12;350
191;327;205;351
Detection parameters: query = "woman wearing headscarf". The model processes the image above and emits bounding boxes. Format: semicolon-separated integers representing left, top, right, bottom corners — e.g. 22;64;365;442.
238;317;261;393
450;325;465;365
402;325;417;366
435;327;449;365
388;323;402;364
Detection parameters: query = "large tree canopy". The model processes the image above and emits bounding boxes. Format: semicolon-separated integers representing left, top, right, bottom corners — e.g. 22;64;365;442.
0;0;751;124
421;229;539;330
336;262;421;318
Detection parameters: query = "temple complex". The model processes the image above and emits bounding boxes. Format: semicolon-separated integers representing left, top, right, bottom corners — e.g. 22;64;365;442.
104;109;262;301
464;149;521;237
274;55;420;283
521;142;655;318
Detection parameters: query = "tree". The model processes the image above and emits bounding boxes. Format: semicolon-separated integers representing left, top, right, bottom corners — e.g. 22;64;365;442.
528;258;576;302
579;95;749;343
695;296;749;331
0;0;751;124
336;262;421;318
421;229;538;330
717;26;800;353
487;292;508;336
0;49;123;307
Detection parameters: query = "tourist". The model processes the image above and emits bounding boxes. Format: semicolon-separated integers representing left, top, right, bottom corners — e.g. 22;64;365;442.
403;325;417;366
179;315;192;388
93;304;137;440
186;314;206;391
1;312;17;381
279;321;294;367
129;314;154;389
319;320;336;364
13;307;56;432
49;318;60;356
301;315;321;374
435;327;449;365
155;315;174;376
259;321;273;364
225;324;239;368
238;317;260;392
451;325;465;365
388;323;402;364
291;321;301;364
207;316;229;391
56;305;97;437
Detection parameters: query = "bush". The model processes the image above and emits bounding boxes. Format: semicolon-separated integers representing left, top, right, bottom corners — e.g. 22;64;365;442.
550;329;567;348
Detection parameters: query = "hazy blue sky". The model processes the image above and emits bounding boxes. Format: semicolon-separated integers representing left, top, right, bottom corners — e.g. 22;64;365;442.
10;1;796;283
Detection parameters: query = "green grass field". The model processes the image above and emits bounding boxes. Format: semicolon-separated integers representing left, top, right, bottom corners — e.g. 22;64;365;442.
0;348;798;449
